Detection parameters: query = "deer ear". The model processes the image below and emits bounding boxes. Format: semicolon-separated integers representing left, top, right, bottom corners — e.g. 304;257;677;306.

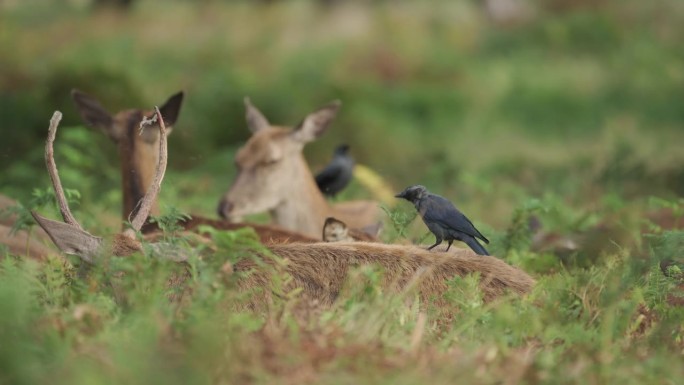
292;100;341;144
31;211;104;264
322;217;348;242
139;91;184;141
71;89;119;141
244;97;271;133
158;91;184;128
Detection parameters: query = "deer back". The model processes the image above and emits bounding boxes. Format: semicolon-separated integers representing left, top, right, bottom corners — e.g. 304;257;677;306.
236;242;535;308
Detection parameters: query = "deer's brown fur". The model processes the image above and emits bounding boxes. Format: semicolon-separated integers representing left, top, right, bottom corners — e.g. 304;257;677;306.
165;241;536;313
217;99;381;238
245;242;535;306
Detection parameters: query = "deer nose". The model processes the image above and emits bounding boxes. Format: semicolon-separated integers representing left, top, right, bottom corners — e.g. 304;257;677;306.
217;199;233;219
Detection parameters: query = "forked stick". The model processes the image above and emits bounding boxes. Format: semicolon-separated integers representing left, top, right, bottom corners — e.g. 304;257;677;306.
45;111;83;231
123;106;168;238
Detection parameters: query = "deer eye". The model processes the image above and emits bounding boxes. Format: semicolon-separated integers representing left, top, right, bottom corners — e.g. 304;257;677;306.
262;145;283;166
262;151;282;166
263;157;280;166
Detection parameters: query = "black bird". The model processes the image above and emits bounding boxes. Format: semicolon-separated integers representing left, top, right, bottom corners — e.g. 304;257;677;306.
395;185;490;255
315;144;354;197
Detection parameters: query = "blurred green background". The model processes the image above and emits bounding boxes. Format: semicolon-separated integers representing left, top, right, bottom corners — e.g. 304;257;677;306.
2;3;684;384
1;0;683;231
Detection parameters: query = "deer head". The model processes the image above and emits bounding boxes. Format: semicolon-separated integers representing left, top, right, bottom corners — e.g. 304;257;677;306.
71;89;183;222
217;98;342;235
32;108;169;263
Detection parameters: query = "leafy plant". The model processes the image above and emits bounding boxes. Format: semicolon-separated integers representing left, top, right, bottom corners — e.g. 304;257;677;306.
380;203;421;243
146;205;192;244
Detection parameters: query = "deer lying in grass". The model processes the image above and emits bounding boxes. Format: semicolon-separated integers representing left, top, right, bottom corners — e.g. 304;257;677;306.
71;89;316;244
217;99;382;238
34;110;535;305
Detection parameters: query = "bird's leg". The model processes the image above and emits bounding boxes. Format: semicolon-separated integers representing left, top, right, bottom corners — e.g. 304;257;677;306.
427;237;442;251
445;240;453;252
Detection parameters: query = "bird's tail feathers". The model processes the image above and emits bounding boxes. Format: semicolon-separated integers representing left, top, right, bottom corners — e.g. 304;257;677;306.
464;237;489;256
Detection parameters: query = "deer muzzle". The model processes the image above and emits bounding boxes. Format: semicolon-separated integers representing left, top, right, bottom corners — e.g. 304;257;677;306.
217;199;243;222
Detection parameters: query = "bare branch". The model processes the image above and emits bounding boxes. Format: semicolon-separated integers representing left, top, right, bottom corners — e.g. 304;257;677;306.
45;111;84;231
124;106;168;238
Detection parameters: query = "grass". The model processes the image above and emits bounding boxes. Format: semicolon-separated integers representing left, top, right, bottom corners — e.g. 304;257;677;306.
2;0;684;384
0;226;683;385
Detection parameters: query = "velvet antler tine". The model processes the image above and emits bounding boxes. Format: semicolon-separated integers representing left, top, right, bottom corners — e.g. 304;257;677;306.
45;111;84;231
124;106;168;238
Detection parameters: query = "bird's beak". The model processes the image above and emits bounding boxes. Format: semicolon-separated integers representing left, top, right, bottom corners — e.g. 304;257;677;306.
394;192;405;199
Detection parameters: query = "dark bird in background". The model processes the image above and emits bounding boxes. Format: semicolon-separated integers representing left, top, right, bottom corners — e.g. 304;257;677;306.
395;185;490;255
315;144;354;197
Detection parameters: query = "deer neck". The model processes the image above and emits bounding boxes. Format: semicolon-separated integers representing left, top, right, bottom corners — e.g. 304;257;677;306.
270;155;332;238
118;118;159;223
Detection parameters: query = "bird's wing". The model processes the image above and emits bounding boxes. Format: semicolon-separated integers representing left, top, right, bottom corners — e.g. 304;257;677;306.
315;162;344;189
422;195;490;244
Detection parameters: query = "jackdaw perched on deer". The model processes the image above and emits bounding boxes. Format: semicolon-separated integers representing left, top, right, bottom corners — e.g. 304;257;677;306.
395;185;490;255
315;144;354;197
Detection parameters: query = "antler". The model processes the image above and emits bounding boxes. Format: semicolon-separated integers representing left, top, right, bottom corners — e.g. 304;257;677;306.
45;111;83;230
123;106;168;238
32;107;170;262
32;111;104;262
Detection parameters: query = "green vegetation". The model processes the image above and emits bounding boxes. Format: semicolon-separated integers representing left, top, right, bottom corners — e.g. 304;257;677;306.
1;225;683;384
1;1;684;384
